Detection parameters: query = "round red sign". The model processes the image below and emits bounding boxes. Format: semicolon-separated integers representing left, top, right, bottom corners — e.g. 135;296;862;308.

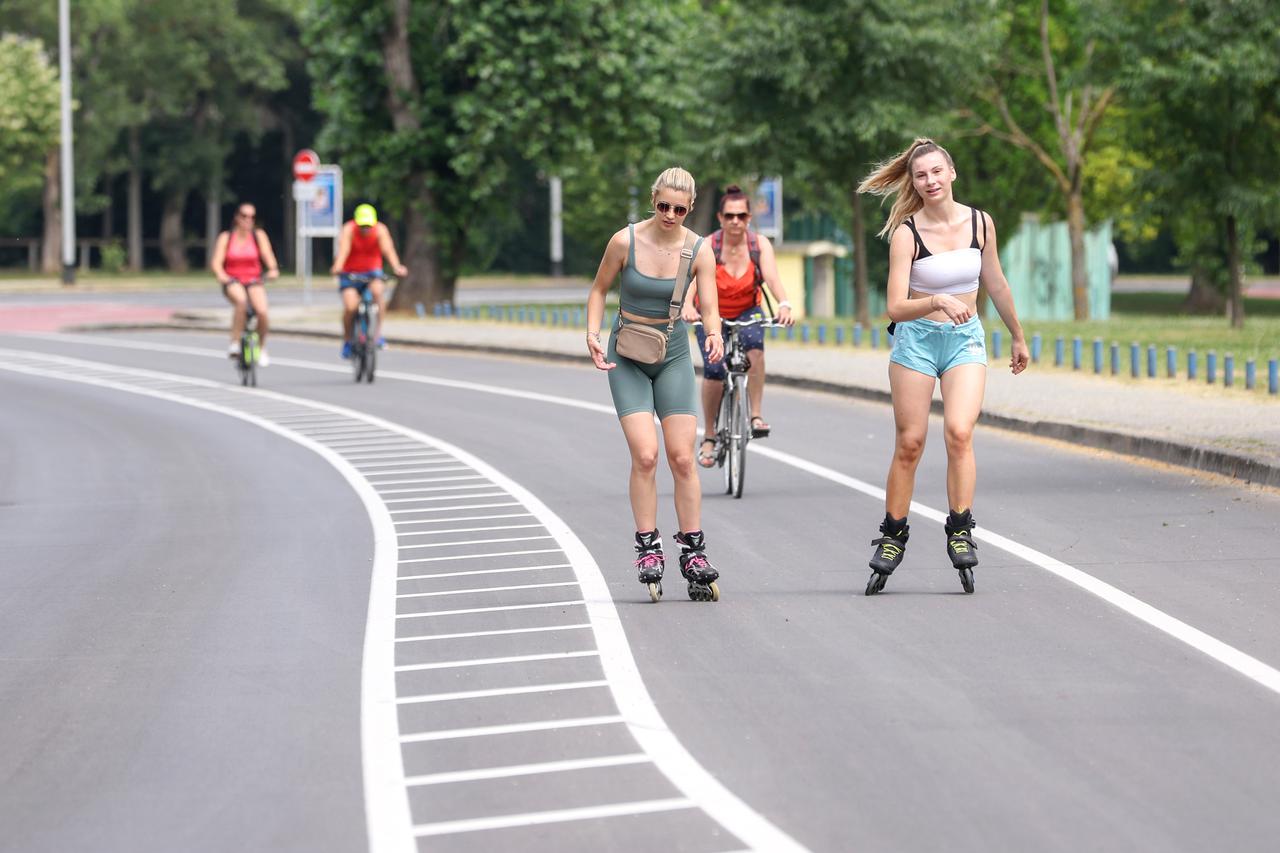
292;149;320;182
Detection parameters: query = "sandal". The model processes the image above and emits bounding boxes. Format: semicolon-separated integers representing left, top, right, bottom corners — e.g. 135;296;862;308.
697;438;717;468
750;416;771;438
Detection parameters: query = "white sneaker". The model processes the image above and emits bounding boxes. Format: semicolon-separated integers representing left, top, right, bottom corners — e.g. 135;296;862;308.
228;342;240;358
258;349;270;367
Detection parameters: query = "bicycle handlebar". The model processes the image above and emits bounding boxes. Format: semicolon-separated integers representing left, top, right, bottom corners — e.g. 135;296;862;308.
690;317;785;329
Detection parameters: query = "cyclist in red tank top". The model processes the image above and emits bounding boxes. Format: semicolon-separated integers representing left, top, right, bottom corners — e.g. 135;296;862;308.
210;202;280;364
688;185;793;467
331;203;409;357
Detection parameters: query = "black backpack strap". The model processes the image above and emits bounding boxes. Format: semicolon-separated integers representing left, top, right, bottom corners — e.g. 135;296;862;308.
710;229;724;265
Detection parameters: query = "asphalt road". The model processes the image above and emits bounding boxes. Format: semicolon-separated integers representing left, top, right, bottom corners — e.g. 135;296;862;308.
2;328;1278;853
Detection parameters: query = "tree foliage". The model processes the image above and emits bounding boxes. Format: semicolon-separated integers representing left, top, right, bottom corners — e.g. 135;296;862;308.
0;33;60;233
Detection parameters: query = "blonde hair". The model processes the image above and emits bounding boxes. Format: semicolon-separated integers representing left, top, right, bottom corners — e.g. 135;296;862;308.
650;166;696;208
857;138;955;240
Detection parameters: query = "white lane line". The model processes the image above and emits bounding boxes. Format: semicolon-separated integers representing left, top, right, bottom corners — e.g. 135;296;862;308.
397;680;609;706
394;650;599;673
389;501;520;514
412;799;696;838
398;563;571;581
399;548;563;565
395;600;585;619
400;715;624;744
366;469;474;482
385;493;509;505
397;581;580;600
399;534;554;550
354;459;458;470
379;481;491;494
395;623;593;643
363;465;470;476
398;522;544;537
404;752;648;785
394;512;533;526
345;450;449;462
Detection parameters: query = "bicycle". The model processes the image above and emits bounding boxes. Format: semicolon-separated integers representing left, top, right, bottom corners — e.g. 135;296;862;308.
697;316;778;499
232;285;261;387
345;272;383;384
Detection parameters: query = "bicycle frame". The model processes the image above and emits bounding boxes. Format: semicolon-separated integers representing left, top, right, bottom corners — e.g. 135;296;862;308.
698;316;778;499
346;272;383;383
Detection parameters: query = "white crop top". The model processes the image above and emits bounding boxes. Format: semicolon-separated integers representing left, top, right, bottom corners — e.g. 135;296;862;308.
904;207;986;296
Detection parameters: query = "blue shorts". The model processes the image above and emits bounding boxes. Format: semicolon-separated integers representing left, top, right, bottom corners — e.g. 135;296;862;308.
889;316;987;377
696;305;765;381
338;271;384;292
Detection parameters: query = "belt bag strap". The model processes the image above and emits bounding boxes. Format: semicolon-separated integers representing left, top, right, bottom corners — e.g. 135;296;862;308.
666;232;698;334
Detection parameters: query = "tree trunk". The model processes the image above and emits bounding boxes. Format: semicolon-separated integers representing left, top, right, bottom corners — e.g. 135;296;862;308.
1066;186;1089;320
205;163;222;269
851;185;869;326
41;149;62;274
281;122;295;271
1225;214;1244;329
102;173;115;238
160;189;189;272
127;127;143;271
1183;267;1225;314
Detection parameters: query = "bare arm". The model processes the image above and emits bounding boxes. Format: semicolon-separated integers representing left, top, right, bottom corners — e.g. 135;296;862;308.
255;229;280;279
377;223;409;276
585;229;628;371
692;241;723;363
756;235;794;325
210;232;229;282
978;214;1029;373
330;223;352;274
885;226;938;322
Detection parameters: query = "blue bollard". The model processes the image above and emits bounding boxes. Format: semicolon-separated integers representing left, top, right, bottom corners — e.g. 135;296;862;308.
1110;342;1119;375
1072;336;1082;370
1269;359;1278;394
770;325;779;340
575;309;584;327
1224;354;1234;388
1207;351;1217;384
550;310;558;326
518;307;527;323
1167;346;1177;378
1246;359;1256;391
853;324;864;346
416;302;426;318
1093;338;1103;374
992;329;1002;359
1147;345;1157;378
835;326;845;346
1031;332;1042;363
786;324;795;342
871;327;881;349
1130;342;1140;378
1188;350;1197;380
1054;336;1064;367
433;303;443;317
540;309;548;325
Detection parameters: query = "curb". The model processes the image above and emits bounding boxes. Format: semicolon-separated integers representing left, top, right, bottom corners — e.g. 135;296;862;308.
73;319;1280;489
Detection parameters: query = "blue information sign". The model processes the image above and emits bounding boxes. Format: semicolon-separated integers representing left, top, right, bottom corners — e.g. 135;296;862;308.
300;166;342;236
752;177;783;241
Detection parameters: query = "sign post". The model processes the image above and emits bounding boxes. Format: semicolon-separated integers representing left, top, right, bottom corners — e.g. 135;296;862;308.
291;150;340;306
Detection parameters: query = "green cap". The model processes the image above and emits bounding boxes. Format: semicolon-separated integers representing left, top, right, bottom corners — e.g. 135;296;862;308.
354;204;378;227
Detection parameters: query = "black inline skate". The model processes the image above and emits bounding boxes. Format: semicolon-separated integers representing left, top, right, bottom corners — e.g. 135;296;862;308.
634;530;665;602
945;509;978;593
674;530;719;602
866;514;909;595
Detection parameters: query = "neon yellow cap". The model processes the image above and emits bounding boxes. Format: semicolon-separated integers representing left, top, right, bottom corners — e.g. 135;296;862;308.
354;204;378;227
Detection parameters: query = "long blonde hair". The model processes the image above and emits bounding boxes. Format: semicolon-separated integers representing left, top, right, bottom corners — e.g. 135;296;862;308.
857;138;955;240
650;166;696;208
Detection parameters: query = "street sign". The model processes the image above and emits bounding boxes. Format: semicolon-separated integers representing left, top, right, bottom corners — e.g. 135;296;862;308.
752;177;783;241
300;165;342;237
292;148;320;182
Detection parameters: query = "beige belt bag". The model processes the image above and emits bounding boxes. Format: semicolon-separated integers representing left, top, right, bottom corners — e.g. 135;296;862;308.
613;233;697;365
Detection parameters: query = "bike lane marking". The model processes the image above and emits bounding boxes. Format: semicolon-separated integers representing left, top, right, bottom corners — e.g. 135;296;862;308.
27;333;1278;699
0;347;807;853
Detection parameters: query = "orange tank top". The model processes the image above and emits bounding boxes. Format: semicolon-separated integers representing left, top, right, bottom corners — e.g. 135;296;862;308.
715;263;759;319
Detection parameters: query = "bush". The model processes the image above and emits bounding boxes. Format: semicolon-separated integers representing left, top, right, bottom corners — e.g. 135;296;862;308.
100;241;126;273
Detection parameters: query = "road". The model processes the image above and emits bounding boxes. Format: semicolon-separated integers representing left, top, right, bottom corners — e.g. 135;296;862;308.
1;326;1278;853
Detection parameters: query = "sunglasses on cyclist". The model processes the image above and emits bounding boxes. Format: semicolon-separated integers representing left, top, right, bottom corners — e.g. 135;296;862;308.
721;212;749;221
655;201;689;217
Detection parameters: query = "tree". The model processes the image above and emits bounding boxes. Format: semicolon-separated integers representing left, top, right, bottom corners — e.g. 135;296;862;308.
0;34;60;267
1118;0;1280;327
305;0;690;309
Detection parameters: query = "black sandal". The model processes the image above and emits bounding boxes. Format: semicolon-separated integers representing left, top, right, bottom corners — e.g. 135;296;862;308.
697;438;717;468
750;416;771;438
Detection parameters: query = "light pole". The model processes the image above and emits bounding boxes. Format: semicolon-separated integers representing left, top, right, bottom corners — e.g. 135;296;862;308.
59;0;76;284
549;175;563;277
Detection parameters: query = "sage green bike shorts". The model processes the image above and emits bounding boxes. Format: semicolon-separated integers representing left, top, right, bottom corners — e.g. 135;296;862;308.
606;315;698;420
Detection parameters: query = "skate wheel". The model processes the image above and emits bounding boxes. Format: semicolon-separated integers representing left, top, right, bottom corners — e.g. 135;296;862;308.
708;581;719;602
959;568;974;594
647;581;662;603
865;572;887;596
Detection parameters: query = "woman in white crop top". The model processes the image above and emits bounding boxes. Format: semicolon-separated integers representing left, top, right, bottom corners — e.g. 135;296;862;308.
854;138;1028;595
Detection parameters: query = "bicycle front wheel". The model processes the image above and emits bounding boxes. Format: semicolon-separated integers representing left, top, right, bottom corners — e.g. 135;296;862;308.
718;380;735;494
729;373;748;498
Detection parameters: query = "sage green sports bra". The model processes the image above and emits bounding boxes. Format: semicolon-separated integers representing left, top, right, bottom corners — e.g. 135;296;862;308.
619;223;704;319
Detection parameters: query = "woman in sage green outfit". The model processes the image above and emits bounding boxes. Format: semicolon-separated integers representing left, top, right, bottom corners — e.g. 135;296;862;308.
585;167;725;601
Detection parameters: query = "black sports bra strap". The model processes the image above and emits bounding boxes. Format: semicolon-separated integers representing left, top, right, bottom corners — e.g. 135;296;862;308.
905;216;930;261
978;210;988;252
969;207;981;250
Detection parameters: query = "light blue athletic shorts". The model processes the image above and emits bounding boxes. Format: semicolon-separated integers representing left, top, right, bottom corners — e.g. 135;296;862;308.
889;316;987;377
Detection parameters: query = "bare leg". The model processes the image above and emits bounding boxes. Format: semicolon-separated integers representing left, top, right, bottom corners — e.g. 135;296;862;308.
885;363;936;518
371;278;386;340
341;287;360;340
746;349;766;421
699;377;723;461
246;286;270;345
660;414;701;533
223;283;248;344
619;413;661;532
939;363;986;513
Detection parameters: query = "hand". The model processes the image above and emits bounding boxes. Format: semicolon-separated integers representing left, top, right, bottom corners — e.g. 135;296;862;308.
1009;337;1030;375
681;303;702;325
587;333;615;371
329;264;340;275
394;264;408;277
217;276;231;286
932;294;973;325
704;332;724;363
266;268;280;280
776;304;795;326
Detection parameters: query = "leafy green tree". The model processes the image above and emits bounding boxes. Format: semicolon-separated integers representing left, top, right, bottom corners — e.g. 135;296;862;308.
1117;0;1280;327
0;33;60;260
305;0;691;308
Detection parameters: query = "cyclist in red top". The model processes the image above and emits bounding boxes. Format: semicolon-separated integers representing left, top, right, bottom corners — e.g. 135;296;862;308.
210;202;280;365
330;203;409;358
690;185;793;467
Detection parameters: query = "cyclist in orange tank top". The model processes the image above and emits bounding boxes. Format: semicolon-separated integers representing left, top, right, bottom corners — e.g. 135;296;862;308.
688;185;793;467
331;203;409;358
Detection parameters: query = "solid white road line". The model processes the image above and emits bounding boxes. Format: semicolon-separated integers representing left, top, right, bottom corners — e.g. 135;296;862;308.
399;534;554;550
389;501;519;514
403;752;648;785
397;522;544;537
394;512;532;526
397;563;571;581
394;623;593;644
399;715;624;744
396;680;610;706
396;581;580;599
384;492;508;505
398;547;563;564
411;799;696;838
394;599;586;619
394;650;599;673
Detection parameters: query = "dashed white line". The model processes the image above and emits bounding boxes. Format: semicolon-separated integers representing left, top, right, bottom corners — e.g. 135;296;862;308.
398;522;544;537
394;512;532;526
411;799;696;837
397;563;570;581
398;547;563;564
395;599;586;619
399;715;624;744
404;752;648;785
394;623;593;643
396;581;580;600
394;650;600;673
399;534;555;550
396;680;610;706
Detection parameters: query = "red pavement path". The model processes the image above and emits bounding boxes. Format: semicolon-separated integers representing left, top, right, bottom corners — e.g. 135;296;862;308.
0;304;175;333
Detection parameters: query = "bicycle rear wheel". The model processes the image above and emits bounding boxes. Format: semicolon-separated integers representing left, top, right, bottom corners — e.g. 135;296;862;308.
729;373;748;498
365;304;378;383
718;381;735;494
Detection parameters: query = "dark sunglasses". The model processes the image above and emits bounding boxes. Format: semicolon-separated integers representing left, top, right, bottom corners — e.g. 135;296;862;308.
721;212;749;221
236;211;255;220
655;201;689;217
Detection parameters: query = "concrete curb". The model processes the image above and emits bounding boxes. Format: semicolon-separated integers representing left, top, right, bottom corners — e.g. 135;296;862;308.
72;319;1280;489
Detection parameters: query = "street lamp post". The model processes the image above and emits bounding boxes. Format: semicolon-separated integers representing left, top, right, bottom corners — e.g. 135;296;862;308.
59;0;76;284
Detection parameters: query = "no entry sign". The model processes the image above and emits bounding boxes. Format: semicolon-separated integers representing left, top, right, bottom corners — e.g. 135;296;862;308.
292;149;320;182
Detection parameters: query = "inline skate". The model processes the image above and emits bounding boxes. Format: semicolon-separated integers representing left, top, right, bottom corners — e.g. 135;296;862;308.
634;530;665;602
945;509;978;594
674;530;719;602
866;514;909;595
